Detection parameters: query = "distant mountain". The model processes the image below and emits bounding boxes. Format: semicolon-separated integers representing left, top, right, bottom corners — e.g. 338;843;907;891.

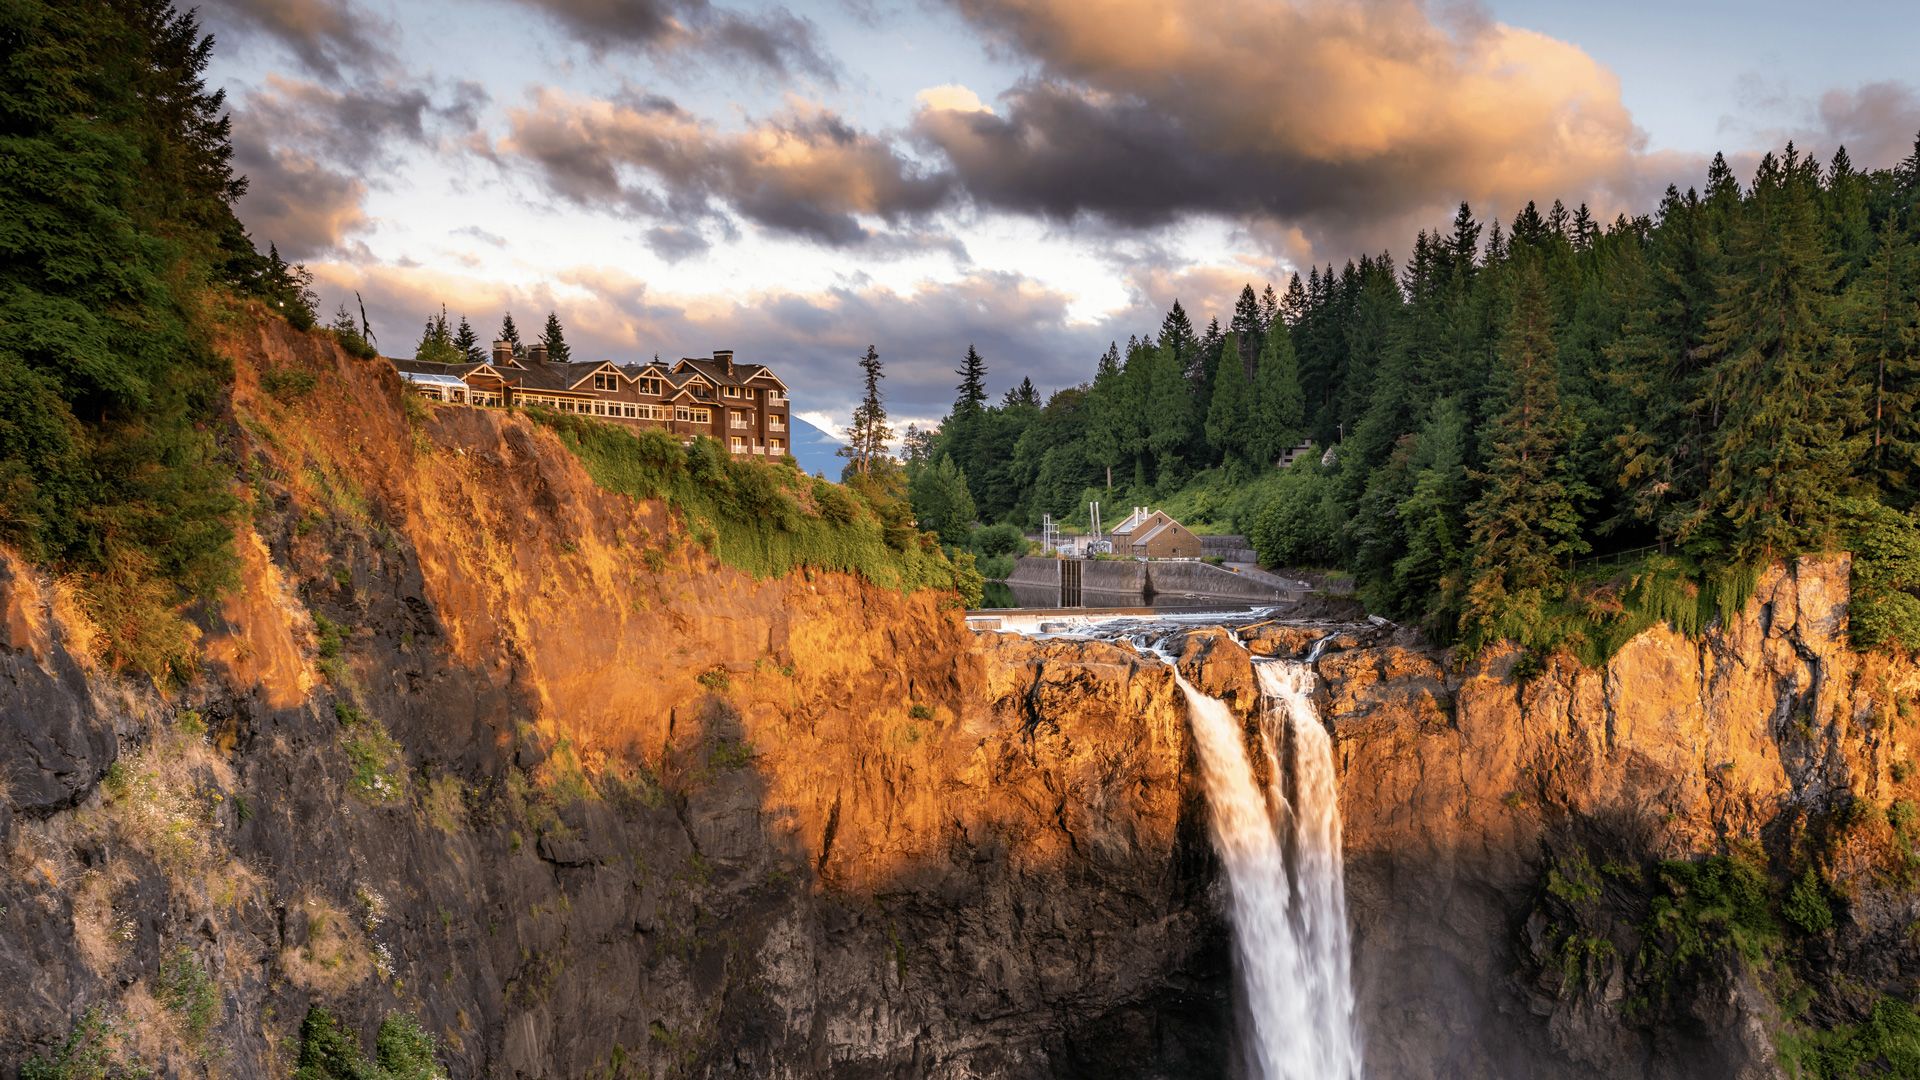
789;416;846;478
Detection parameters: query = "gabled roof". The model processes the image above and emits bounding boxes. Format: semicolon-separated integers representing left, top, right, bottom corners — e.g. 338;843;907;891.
563;360;626;390
1108;508;1156;535
509;361;607;393
1133;519;1191;547
674;357;784;391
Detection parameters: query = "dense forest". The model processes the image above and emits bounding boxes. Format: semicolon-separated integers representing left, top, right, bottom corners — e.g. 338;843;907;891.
0;0;322;677
909;143;1920;657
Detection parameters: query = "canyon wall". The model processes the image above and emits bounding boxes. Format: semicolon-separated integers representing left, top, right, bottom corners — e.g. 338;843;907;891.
2;315;1916;1077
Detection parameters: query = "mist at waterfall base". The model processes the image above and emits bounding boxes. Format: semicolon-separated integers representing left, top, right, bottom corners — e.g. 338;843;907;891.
1169;651;1362;1080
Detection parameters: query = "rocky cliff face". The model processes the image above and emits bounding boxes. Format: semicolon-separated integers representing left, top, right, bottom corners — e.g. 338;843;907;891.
0;319;1230;1078
3;316;1916;1078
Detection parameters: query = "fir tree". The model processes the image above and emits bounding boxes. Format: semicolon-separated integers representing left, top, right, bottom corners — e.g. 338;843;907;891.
539;311;571;363
1279;273;1308;327
1259;283;1280;331
1084;342;1130;488
1246;320;1306;467
1849;215;1919;503
1460;257;1588;647
907;455;975;544
414;306;461;364
499;312;524;360
1204;334;1252;465
842;346;892;477
954;344;988;416
1691;149;1861;561
1157;301;1200;382
453;315;482;364
1229;284;1263;371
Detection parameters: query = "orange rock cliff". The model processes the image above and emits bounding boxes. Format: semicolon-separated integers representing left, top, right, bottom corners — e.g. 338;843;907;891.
1;315;1915;1078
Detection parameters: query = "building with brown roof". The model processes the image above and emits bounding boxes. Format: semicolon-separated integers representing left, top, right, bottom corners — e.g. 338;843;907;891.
391;344;791;457
1106;506;1202;560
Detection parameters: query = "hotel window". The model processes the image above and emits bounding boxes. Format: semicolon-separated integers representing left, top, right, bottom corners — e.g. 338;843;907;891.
731;437;747;452
675;406;713;423
638;377;662;395
724;386;741;398
731;411;751;429
766;390;787;403
593;373;618;391
771;439;784;452
768;415;785;431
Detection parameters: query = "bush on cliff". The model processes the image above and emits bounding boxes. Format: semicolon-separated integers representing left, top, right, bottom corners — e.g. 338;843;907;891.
529;414;982;600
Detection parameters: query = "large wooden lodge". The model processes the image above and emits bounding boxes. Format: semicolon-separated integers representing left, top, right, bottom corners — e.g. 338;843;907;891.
392;343;791;457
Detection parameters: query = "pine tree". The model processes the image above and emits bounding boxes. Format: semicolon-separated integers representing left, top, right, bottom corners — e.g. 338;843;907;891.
954;344;988;416
1848;215;1920;503
1140;343;1196;484
1204;334;1252;465
540;312;571;363
1279;273;1308;327
499;312;524;360
453;315;482;363
1229;284;1263;372
1259;283;1280;331
414;306;461;364
1691;148;1861;562
1084;342;1129;488
1460;256;1588;647
1393;397;1470;634
1157;301;1200;382
843;346;892;476
907;454;975;543
1246;320;1306;467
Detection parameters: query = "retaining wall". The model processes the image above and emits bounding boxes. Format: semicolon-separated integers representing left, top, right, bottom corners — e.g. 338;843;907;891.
1004;557;1296;601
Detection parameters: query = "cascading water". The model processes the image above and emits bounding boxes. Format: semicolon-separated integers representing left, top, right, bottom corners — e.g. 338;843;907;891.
1165;644;1362;1080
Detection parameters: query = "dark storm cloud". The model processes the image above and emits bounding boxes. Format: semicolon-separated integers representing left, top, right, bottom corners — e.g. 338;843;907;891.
913;0;1657;260
499;90;955;255
200;0;393;78
508;0;838;81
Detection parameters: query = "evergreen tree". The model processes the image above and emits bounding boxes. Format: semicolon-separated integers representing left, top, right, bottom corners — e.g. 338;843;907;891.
907;455;976;544
1691;149;1860;561
1392;397;1470;633
842;346;892;477
954;344;988;416
499;312;524;360
1260;283;1280;331
1246;320;1306;468
1204;334;1252;466
414;306;461;364
1230;284;1264;370
1851;216;1920;501
453;315;482;363
1083;343;1130;488
1460;257;1588;647
1140;343;1196;484
1279;273;1308;327
1157;301;1200;382
900;423;936;467
1002;377;1039;408
539;311;571;363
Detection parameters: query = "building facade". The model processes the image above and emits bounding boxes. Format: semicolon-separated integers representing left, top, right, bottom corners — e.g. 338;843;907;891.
1106;507;1203;559
392;345;791;457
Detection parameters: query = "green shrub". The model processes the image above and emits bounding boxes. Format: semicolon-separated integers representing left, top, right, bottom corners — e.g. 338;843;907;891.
294;1006;447;1080
529;416;978;599
908;704;934;721
696;668;731;693
969;522;1025;558
975;554;1015;580
261;367;318;400
20;1008;126;1080
155;946;219;1045
1782;867;1835;936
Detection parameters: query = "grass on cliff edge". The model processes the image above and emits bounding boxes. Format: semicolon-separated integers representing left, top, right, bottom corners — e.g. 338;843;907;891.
529;413;982;602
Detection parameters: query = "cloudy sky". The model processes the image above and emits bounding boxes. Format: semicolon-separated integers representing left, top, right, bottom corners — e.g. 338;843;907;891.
203;0;1920;434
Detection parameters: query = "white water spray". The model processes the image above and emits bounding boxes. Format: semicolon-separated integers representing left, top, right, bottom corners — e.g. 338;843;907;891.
1167;649;1362;1080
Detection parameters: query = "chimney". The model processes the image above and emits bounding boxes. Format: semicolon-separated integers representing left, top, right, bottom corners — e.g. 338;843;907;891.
529;342;549;365
491;340;513;366
714;349;734;375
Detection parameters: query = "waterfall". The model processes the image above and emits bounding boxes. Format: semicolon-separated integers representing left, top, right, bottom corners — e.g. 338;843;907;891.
1167;653;1362;1080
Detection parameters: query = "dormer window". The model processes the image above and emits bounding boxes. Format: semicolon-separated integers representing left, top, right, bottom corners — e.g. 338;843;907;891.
723;386;741;398
593;373;618;391
636;377;662;395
